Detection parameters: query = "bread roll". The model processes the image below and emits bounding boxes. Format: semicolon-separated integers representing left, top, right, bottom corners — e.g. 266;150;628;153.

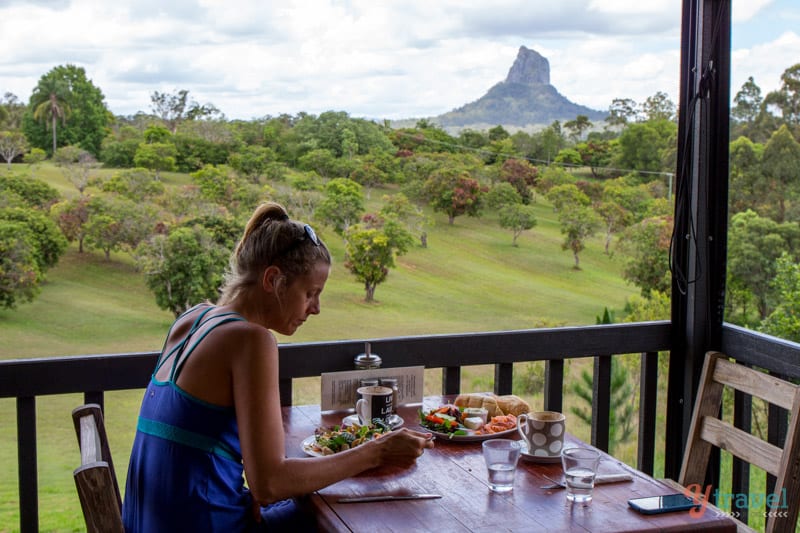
496;394;530;416
454;393;504;417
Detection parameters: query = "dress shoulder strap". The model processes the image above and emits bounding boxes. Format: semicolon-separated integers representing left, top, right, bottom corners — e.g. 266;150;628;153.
168;310;246;382
153;304;214;376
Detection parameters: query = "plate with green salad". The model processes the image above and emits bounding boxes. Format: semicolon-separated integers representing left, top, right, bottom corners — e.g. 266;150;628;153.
302;421;391;457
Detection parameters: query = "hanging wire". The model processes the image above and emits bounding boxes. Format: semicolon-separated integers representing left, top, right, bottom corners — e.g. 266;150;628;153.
668;0;725;297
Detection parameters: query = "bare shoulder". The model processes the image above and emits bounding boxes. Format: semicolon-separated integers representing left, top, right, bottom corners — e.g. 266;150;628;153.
218;320;278;364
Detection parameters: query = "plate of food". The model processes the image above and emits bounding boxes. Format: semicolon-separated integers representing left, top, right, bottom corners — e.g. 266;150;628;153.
417;404;519;442
302;422;390;457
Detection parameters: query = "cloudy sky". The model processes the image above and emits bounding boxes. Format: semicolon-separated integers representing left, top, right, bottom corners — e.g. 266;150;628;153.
1;0;798;122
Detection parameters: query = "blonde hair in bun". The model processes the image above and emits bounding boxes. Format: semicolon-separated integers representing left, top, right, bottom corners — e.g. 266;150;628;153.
218;202;330;304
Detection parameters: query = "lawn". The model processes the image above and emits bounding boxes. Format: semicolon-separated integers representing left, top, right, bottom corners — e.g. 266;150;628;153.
1;173;649;531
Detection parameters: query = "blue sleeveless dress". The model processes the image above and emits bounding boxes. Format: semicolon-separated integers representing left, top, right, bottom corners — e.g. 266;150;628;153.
122;305;314;532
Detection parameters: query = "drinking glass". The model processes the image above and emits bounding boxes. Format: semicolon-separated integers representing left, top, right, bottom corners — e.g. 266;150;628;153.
482;439;522;493
561;447;601;503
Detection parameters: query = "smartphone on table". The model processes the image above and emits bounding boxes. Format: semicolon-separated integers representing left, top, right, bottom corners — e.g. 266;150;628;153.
628;493;701;515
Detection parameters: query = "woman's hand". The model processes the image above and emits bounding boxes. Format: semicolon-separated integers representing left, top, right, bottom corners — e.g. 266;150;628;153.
374;428;435;468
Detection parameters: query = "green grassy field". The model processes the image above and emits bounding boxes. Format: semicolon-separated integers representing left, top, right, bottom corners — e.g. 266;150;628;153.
0;166;651;532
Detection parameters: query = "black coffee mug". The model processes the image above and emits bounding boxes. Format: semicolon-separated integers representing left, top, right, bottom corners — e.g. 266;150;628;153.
355;385;393;425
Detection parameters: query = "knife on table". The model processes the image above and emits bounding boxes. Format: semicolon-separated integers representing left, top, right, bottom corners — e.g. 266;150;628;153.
541;472;633;489
338;494;442;503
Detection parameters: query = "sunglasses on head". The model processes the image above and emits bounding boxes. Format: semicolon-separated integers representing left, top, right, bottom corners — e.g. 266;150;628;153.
303;224;320;246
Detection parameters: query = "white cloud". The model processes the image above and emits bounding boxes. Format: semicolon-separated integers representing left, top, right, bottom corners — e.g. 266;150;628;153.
732;31;800;96
0;0;797;121
732;0;774;23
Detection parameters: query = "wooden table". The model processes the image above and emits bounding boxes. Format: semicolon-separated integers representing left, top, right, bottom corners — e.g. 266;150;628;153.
283;396;737;532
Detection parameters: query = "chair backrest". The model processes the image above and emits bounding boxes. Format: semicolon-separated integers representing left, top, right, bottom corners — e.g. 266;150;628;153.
72;404;124;533
679;351;800;533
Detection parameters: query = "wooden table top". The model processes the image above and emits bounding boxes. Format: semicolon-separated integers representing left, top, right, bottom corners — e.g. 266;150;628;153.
283;396;737;533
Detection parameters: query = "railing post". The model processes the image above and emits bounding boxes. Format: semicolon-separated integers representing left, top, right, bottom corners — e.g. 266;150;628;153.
637;351;658;475
494;363;513;395
17;396;38;533
279;378;293;406
442;367;460;395
543;359;563;413
84;390;104;410
591;355;611;452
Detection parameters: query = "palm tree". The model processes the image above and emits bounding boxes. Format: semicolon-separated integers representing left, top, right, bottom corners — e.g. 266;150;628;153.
31;77;70;155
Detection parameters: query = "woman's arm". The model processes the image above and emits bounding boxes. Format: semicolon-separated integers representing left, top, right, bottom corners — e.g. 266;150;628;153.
232;325;432;504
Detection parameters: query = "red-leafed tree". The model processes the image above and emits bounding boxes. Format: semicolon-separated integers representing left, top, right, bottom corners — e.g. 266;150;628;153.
423;168;487;224
498;158;538;204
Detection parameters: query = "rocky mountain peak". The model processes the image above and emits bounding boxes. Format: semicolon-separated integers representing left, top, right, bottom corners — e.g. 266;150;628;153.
505;46;550;86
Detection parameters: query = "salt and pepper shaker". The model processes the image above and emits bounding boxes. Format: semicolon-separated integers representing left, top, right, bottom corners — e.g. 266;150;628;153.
354;342;382;369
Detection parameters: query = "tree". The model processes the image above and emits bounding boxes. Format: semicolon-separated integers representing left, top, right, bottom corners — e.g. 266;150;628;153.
575;140;613;178
760;125;800;222
0;131;28;169
30;75;70;155
0;172;60;210
728;136;765;215
101;168;165;202
0;220;40;309
150;89;219;134
556;203;601;269
570;356;635;455
614;120;677;175
531;122;566;163
134;142;178;179
423;168;486;224
1;92;26;130
727;210;799;319
379;193;431;248
640;91;676;122
0;206;68;272
317;178;365;236
343;225;396;302
606;98;638;127
227;145;275;184
546;183;590;212
498;203;538;246
760;253;800;342
24;65;111;156
498;158;538;204
732;76;763;124
136;225;229;317
54;145;98;195
564;115;592;142
595;200;630;255
618;215;673;296
51;196;91;253
553;148;582;167
763;63;800;128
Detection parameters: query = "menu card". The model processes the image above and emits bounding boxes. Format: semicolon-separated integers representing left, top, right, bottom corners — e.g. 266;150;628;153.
320;366;425;412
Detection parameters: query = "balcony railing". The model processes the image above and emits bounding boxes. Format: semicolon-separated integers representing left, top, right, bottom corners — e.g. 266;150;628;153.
1;320;798;532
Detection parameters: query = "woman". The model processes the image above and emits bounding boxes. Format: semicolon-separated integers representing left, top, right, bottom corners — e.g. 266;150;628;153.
122;202;434;532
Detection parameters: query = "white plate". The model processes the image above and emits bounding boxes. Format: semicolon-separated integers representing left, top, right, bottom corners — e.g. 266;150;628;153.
421;426;518;442
342;413;404;429
302;435;326;457
518;440;562;463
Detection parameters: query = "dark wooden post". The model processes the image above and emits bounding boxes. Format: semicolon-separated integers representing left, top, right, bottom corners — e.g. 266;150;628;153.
666;0;731;480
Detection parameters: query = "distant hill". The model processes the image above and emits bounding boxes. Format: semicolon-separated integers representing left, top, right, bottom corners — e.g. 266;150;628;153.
430;46;607;132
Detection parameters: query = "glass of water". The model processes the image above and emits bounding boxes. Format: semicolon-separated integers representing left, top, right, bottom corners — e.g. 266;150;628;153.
482;439;522;493
561;447;601;503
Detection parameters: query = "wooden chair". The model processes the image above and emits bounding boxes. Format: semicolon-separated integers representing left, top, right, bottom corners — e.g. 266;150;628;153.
664;351;800;533
72;404;124;533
